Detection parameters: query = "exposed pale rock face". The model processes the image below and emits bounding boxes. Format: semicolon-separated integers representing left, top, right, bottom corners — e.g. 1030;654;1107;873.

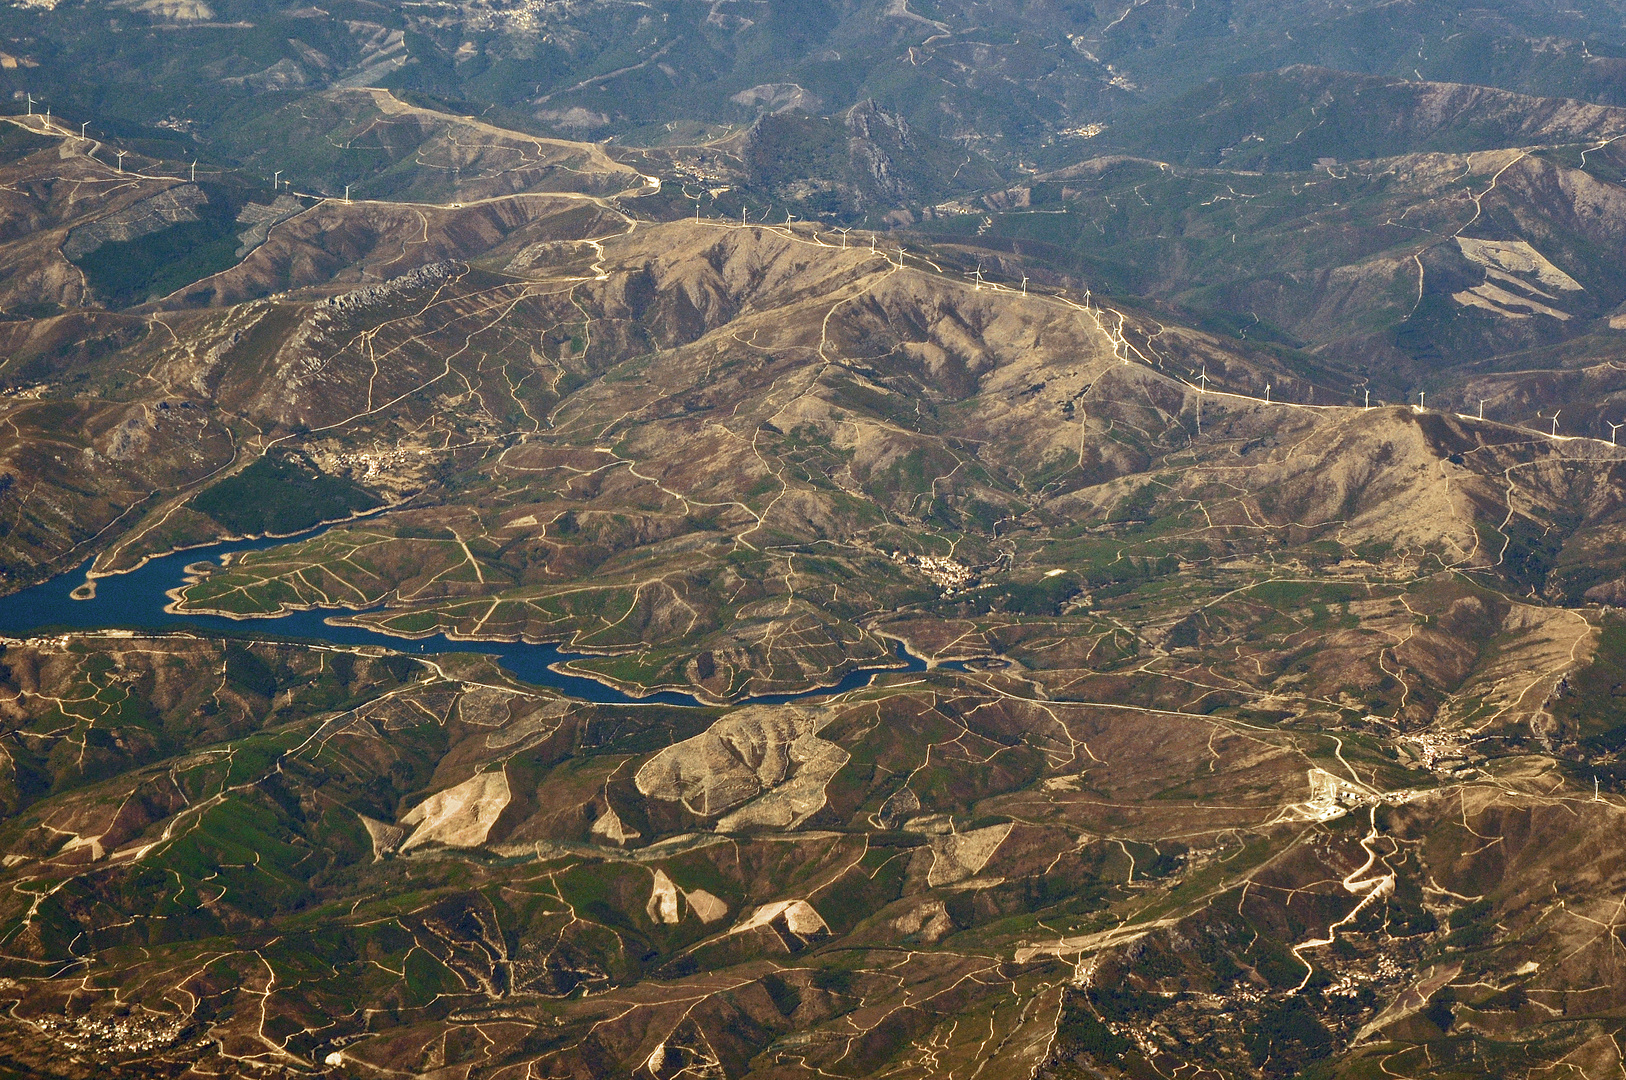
358;814;405;861
1455;238;1582;293
399;769;511;851
132;0;215;23
894;899;952;942
1452;280;1571;320
643;868;726;924
590;805;639;844
535;106;609;130
647;869;680;924
683;888;728;923
926;822;1013;887
715;732;849;831
730;899;829;940
730;83;820;114
635;705;837;821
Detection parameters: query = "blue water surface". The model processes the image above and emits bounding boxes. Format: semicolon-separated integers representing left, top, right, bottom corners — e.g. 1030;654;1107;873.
0;531;946;707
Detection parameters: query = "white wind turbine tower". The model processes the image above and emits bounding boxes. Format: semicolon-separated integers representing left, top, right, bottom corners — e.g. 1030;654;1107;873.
24;93;32;116
1196;366;1208;435
1539;409;1561;436
1020;275;1028;296
1265;382;1271;404
1608;420;1623;446
80;121;88;139
1479;398;1487;420
835;226;849;249
115;150;126;173
972;261;984;290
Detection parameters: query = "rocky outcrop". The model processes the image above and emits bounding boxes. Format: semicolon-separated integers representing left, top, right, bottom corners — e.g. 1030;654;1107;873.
319;260;457;314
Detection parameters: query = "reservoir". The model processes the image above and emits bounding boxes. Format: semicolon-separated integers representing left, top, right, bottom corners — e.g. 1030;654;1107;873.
0;532;945;707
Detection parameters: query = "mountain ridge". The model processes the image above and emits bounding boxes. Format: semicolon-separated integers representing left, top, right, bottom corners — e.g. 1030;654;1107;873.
0;15;1625;1078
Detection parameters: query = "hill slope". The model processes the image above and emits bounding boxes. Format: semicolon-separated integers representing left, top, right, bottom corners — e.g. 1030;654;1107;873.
0;102;1624;1080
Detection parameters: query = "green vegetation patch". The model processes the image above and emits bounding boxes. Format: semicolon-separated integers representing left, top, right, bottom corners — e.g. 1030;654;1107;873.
0;125;54;166
68;182;274;308
1246;997;1334;1078
192;453;381;537
1552;621;1626;777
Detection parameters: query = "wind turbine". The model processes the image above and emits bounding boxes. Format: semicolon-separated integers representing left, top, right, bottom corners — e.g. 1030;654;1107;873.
1196;366;1207;434
1541;409;1561;436
273;170;281;189
344;185;351;202
79;121;88;140
1608;420;1623;446
835;226;849;249
1479;398;1487;420
24;93;32;117
1416;391;1425;411
1020;275;1028;296
972;262;984;290
115;150;126;173
1364;389;1370;409
190;161;196;182
1265;382;1271;404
